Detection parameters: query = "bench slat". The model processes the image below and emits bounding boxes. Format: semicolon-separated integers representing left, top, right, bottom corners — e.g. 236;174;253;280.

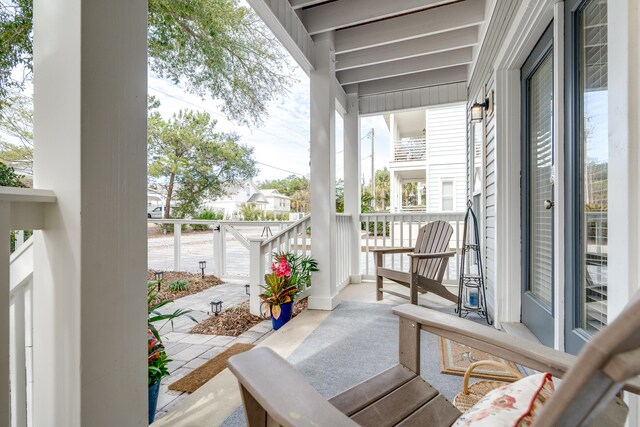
351;376;438;427
396;394;460;427
329;364;416;416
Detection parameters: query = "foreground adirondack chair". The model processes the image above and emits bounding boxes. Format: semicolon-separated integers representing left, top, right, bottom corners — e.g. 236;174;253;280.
228;292;640;426
372;220;458;304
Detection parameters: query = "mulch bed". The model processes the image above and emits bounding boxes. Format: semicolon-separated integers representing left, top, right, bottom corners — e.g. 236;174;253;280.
148;270;223;304
190;298;309;337
168;343;255;394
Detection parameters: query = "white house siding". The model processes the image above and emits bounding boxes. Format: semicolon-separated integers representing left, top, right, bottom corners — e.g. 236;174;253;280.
467;1;520;318
425;103;467;212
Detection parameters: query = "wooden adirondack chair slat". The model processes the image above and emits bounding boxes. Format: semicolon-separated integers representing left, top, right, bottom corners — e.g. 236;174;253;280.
374;220;458;304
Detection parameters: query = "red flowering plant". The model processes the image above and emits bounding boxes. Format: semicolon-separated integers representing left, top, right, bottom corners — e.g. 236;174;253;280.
148;326;169;385
147;281;195;385
258;252;318;319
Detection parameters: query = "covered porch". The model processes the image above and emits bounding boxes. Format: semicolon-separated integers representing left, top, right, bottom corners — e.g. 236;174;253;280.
3;0;640;426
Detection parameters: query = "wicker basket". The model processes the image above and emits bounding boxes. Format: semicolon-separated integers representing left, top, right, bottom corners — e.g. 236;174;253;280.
453;360;524;412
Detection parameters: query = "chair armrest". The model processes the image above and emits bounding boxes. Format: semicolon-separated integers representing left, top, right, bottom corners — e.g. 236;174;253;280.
392;304;640;394
393;304;573;376
370;246;414;254
407;251;456;259
228;347;358;427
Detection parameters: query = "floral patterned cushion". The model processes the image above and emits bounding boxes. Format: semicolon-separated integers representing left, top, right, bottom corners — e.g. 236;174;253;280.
453;373;555;427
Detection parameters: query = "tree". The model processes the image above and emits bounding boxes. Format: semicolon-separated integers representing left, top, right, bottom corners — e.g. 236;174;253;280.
259;175;310;213
148;107;257;218
1;0;292;125
0;0;32;105
0;90;32;174
374;167;390;211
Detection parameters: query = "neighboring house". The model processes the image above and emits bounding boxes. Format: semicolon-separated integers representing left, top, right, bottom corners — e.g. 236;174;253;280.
260;189;291;214
386;103;467;213
203;179;290;219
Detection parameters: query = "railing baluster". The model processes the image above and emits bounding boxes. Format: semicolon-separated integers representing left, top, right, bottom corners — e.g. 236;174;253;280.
10;286;27;427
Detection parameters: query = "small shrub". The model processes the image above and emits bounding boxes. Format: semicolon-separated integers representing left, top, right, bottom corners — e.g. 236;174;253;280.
168;280;190;292
192;209;224;231
239;203;263;221
276;213;289;221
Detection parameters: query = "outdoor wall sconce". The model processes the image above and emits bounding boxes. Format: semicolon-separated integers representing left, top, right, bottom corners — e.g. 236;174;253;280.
154;271;164;291
245;284;250;295
470;90;494;123
210;300;223;316
199;260;207;278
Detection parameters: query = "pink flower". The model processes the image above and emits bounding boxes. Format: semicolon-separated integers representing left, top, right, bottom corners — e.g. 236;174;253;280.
272;258;291;278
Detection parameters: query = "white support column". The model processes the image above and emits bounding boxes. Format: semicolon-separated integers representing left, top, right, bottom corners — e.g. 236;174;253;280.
0;202;9;425
33;0;148;425
309;31;339;310
608;1;640;423
344;92;361;283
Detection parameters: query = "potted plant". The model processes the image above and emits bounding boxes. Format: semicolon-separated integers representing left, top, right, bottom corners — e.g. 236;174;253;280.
259;252;318;330
147;281;195;423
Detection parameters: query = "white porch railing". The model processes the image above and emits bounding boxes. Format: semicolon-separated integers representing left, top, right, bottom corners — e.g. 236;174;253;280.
2;187;57;427
336;214;353;290
248;215;311;315
360;212;466;282
148;219;293;278
392;138;427;162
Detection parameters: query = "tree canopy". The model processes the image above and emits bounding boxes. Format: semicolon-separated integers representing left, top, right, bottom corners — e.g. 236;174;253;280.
1;0;293;125
0;89;32;174
148;105;257;218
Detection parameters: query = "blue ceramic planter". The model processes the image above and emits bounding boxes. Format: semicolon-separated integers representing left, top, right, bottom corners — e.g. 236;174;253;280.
148;381;161;424
271;302;293;331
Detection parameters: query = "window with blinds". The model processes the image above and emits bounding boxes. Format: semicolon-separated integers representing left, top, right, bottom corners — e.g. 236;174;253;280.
578;0;608;334
528;52;554;308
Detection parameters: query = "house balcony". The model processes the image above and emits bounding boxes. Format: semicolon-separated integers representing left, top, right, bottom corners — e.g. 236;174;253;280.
391;138;426;163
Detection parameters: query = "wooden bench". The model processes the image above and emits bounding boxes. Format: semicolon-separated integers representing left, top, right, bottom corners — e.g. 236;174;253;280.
229;294;640;426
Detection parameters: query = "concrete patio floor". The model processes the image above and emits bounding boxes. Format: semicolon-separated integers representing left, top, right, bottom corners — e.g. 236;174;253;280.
151;280;457;426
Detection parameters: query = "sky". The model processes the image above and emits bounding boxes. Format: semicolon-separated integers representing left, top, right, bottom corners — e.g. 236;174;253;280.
149;65;392;184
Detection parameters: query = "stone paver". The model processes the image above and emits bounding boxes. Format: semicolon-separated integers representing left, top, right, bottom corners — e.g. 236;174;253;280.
170;344;212;361
152;277;274;422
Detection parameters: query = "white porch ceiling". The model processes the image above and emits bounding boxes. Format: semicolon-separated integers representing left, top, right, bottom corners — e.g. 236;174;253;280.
250;0;487;103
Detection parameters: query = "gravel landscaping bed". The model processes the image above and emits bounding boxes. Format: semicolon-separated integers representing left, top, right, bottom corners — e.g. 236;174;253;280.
148;270;224;304
190;298;309;337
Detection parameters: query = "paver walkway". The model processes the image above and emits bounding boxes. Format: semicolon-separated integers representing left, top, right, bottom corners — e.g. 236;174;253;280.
152;278;274;421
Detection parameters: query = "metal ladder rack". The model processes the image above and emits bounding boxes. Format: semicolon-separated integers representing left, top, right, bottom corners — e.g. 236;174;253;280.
456;201;492;324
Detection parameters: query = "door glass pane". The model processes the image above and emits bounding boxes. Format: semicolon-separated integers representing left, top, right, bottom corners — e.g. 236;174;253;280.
579;0;608;334
528;53;554;307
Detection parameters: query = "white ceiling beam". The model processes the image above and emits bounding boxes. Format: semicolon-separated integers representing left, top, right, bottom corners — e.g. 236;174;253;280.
337;48;472;85
248;0;314;74
357;65;468;96
334;0;485;54
335;27;478;71
301;0;455;35
289;0;326;10
335;78;347;116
